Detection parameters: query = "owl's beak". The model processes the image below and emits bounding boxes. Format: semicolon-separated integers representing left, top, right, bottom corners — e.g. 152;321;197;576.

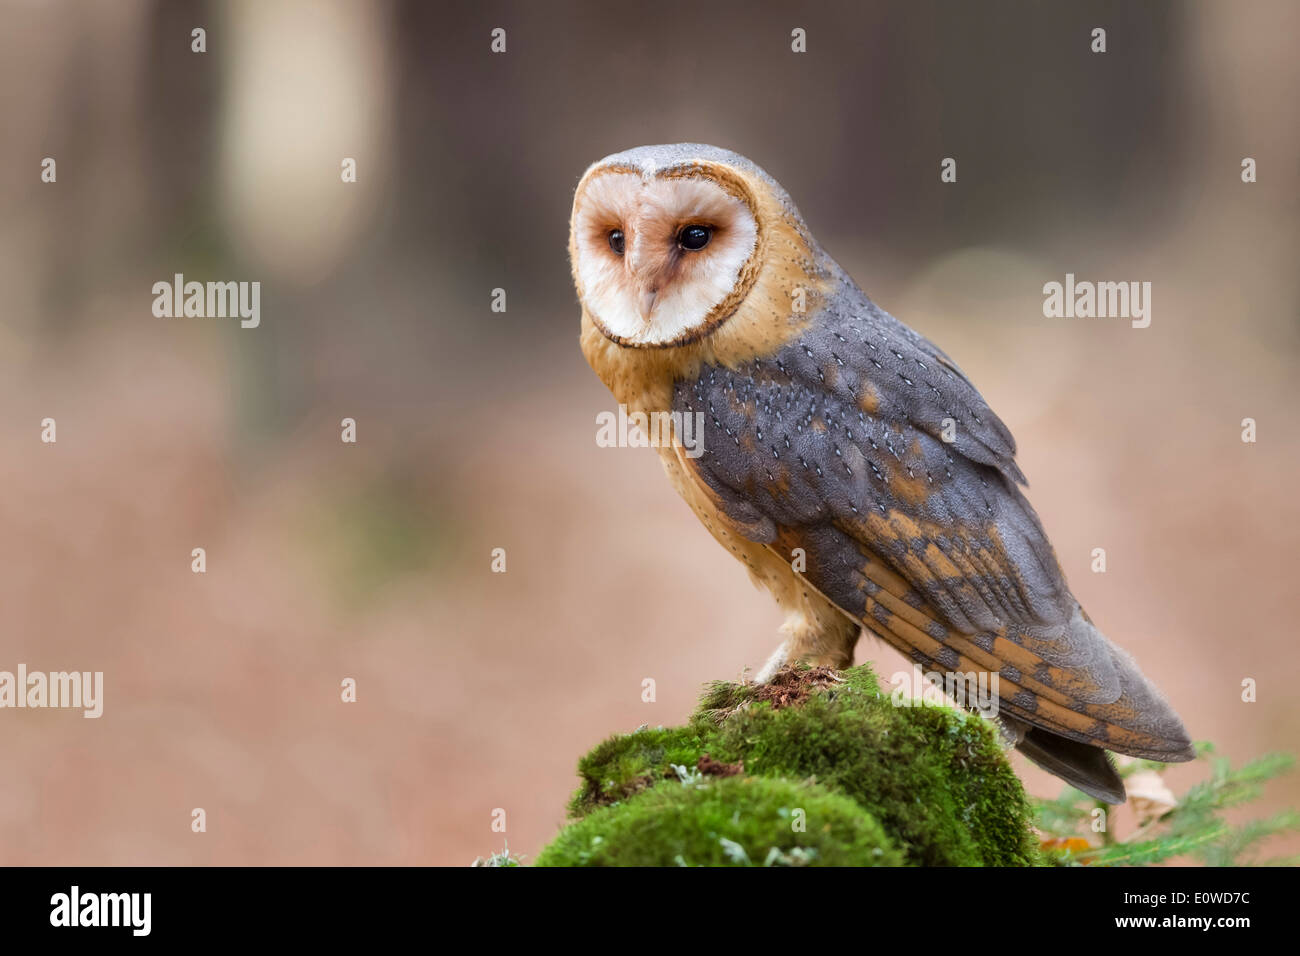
637;288;658;321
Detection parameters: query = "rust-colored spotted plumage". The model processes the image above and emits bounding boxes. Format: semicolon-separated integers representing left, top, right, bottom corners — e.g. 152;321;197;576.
572;144;1193;803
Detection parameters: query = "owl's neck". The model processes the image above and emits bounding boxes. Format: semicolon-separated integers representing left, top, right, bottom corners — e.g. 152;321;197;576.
580;314;681;414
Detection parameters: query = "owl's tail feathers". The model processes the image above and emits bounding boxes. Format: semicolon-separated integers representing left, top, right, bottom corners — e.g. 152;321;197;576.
1002;715;1126;804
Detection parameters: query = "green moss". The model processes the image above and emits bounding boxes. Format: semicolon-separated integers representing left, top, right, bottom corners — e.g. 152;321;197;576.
536;775;903;867
546;663;1042;866
836;664;883;697
695;679;757;723
568;725;707;816
708;685;1037;865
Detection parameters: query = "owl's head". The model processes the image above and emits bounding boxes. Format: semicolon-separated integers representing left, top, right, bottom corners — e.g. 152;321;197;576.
570;144;822;350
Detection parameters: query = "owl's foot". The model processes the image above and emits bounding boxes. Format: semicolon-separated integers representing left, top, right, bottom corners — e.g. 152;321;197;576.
754;604;861;683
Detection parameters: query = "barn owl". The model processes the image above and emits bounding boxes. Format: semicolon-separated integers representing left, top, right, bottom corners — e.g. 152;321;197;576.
570;143;1193;803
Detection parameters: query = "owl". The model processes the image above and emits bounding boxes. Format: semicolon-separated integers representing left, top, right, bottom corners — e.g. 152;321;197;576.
569;143;1193;803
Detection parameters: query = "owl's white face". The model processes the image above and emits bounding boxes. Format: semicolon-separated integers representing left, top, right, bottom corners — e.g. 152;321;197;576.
571;171;760;347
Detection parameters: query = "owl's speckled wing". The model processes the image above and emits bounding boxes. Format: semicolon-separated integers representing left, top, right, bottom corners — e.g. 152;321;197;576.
673;275;1193;762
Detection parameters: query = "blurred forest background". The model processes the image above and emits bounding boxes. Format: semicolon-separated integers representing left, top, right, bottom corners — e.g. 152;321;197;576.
0;0;1296;865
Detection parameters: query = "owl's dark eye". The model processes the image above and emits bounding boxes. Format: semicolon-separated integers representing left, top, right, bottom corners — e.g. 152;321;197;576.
678;224;712;251
608;229;625;255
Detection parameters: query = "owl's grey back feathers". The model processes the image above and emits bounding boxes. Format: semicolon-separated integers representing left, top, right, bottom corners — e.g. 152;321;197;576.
672;261;1193;800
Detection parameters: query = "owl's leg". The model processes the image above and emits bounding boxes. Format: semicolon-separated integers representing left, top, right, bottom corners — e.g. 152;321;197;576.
755;588;861;683
753;641;789;684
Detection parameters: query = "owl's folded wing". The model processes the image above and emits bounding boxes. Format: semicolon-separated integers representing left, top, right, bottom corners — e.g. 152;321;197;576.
671;318;1193;760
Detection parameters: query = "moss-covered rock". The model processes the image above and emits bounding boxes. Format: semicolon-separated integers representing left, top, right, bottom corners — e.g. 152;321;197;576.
542;663;1043;866
536;775;903;867
702;671;1038;865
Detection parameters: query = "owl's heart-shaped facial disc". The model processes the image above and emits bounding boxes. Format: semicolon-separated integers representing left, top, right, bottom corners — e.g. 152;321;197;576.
571;168;760;347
